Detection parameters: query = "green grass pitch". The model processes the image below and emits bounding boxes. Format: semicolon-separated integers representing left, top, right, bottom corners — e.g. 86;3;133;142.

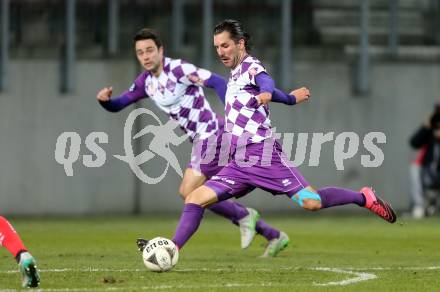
1;214;440;291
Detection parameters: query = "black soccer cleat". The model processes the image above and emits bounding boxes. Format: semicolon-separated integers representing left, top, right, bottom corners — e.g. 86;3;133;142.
136;238;149;252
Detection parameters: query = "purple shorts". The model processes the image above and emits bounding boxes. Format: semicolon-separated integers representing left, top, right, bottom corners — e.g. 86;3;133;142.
204;139;310;200
187;118;229;178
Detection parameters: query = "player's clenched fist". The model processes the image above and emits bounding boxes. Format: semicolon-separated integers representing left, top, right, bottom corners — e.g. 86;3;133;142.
290;87;310;104
97;87;113;101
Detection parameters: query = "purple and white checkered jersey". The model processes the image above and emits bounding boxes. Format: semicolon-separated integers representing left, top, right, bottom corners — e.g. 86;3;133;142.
128;57;220;140
224;55;273;145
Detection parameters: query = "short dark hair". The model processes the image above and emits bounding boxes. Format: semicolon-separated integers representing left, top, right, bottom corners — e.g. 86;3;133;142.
213;19;252;51
133;28;163;49
431;113;440;129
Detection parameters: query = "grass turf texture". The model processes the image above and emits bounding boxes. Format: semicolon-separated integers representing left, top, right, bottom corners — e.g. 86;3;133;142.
0;215;439;291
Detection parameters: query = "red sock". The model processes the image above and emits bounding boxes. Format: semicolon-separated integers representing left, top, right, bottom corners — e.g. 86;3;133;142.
0;216;27;258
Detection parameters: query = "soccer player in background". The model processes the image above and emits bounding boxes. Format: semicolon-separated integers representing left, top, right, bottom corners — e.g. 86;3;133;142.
170;19;397;252
97;28;306;256
409;104;440;217
0;216;40;288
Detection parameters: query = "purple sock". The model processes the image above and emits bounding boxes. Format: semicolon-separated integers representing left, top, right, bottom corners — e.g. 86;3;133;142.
317;187;366;208
256;220;280;240
208;200;249;222
208;200;281;241
172;203;205;249
231;201;280;241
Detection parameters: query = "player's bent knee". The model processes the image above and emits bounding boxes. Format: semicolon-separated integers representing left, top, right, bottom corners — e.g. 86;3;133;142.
178;184;190;199
184;194;195;204
184;186;218;207
184;190;202;205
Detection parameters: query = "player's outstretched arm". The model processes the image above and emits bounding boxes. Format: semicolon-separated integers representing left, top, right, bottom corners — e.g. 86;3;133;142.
271;87;311;106
97;87;137;112
254;72;310;106
255;73;297;105
289;87;310;104
97;83;147;113
97;72;148;112
255;72;274;105
271;88;296;105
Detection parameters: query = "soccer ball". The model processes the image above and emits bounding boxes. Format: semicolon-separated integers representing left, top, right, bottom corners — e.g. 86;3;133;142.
142;237;179;272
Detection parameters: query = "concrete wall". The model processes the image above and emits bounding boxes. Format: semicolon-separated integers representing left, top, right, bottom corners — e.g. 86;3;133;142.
0;59;439;215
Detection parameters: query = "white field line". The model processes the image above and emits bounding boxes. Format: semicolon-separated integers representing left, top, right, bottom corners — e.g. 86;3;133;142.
2;266;439;274
0;283;293;292
312;267;377;286
0;266;439;291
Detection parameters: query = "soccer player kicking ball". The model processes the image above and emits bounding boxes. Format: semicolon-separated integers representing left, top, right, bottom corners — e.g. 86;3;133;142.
0;216;40;288
169;19;397;254
97;28;305;256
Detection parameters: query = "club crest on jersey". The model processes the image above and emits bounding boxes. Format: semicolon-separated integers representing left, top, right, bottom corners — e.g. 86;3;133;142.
166;79;176;92
158;83;166;94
